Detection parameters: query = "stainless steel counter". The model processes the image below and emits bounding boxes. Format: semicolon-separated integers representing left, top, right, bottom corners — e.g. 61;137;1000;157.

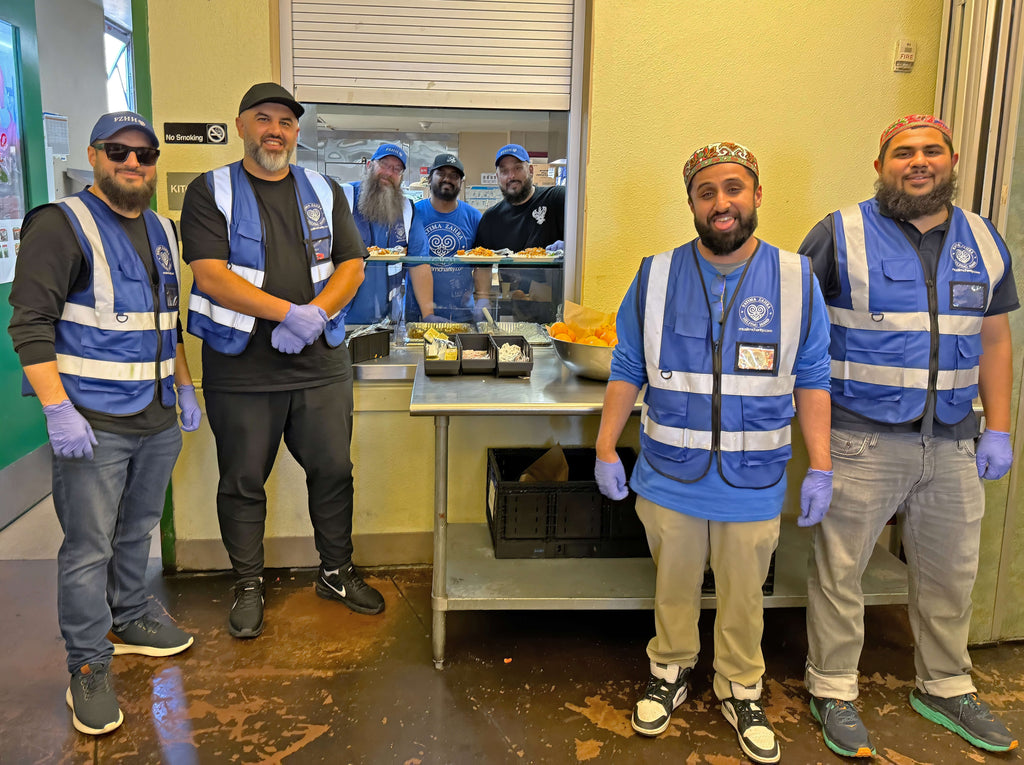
352;346;419;381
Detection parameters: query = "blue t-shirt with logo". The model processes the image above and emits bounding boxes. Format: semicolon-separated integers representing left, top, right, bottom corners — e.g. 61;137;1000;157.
408;199;482;321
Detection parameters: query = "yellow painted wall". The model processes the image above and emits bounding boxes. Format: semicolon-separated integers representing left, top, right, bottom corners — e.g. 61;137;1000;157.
581;0;944;312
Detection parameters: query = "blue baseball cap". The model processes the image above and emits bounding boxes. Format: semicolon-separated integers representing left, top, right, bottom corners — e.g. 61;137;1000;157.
495;143;530;165
89;111;159;147
371;143;408;168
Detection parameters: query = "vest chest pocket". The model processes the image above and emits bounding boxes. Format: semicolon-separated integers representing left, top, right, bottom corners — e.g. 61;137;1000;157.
948;333;982;405
662;311;708;370
738;395;791;466
641;394;697;462
842;332;906;401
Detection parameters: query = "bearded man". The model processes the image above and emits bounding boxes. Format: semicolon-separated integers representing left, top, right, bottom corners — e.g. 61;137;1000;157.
340;143;428;324
8;111;200;735
181;82;385;641
800;115;1019;759
594;142;833;764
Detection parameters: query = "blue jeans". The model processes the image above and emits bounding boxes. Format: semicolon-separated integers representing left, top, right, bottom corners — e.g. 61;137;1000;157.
806;429;983;700
52;425;182;673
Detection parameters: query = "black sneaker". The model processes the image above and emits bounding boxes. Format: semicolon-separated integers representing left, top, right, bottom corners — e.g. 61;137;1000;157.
631;663;690;736
810;696;875;758
722;697;781;764
111;615;194;657
315;564;385;615
66;663;123;735
910;689;1019;752
229;576;265;638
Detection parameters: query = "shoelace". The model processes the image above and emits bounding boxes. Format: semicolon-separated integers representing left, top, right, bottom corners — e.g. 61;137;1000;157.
234;582;263;608
123;615;161;635
732;699;770;729
960;693;994;721
78;667;112;701
825;699;863;727
643;673;684;705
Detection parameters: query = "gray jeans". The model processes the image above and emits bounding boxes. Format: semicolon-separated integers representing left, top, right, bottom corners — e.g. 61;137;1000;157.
805;429;983;700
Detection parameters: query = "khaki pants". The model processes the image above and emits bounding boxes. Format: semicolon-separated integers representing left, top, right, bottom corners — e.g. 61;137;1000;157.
637;496;780;701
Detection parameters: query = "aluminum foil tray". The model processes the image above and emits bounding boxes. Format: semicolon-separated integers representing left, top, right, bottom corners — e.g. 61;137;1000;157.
477;321;551;346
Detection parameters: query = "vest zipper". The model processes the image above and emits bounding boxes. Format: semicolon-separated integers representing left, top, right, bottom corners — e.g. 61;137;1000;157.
711;337;722;455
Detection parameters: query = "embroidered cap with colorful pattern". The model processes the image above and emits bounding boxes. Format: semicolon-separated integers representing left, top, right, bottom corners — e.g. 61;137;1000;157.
683;142;759;189
879;114;953;149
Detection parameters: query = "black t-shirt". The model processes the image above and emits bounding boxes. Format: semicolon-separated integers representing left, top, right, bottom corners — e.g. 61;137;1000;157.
474;185;565;251
180;169;366;392
799;205;1019;439
7;200;180;435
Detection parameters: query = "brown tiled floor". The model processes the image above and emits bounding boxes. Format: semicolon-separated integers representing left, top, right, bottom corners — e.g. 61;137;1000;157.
2;559;1022;764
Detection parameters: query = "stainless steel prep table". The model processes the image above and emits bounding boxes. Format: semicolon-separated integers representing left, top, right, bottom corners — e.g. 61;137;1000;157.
409;348;908;668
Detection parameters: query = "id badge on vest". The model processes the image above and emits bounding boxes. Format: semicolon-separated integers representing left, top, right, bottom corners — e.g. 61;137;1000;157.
950;281;988;312
735;342;778;374
164;282;180;309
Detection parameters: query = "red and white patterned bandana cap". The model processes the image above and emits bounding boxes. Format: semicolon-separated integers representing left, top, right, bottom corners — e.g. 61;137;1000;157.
879;114;953;148
683;142;759;189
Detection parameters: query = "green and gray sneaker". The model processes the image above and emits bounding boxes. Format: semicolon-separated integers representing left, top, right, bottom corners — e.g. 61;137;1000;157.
910;689;1019;752
809;696;875;758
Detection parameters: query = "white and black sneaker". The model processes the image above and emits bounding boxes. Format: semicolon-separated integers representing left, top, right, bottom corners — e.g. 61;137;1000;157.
722;697;780;763
315;564;385;615
631;663;690;736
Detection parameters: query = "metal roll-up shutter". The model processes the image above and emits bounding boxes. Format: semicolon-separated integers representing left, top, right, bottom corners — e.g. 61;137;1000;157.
281;0;574;110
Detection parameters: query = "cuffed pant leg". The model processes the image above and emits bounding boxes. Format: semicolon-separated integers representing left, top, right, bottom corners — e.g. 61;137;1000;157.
635;496;707;671
806;430;919;701
282;380;355;569
205;390;289;577
710;515;780;701
903;436;982;698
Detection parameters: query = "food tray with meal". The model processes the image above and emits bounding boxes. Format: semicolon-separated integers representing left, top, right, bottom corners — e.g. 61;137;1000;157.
366;245;407;260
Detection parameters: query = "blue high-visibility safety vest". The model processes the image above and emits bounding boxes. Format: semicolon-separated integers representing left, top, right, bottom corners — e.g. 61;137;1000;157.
638;242;813;489
187;162;343;354
828;199;1009;424
48;191;179;415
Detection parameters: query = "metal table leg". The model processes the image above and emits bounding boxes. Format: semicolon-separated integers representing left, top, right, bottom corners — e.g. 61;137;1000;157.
431;414;449;668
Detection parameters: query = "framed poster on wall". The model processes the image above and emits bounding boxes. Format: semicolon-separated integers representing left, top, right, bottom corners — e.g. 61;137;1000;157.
0;19;25;284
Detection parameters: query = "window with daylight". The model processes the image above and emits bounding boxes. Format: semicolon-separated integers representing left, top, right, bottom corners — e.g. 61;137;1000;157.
104;19;134;112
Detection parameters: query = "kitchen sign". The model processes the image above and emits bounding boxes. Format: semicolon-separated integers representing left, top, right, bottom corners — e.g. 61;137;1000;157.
164;122;228;145
166;172;202;211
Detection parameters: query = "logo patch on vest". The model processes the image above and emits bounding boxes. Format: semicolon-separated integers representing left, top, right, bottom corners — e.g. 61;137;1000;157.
304;203;324;225
950;242;979;272
739;296;774;330
532;205;547;225
156;245;173;274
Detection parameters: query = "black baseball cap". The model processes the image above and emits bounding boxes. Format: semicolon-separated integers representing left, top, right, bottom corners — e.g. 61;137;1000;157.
238;82;304;118
429;153;465;176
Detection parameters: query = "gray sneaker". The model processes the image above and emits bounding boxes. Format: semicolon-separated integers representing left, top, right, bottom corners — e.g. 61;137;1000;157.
910;689;1019;752
111;615;194;657
66;663;123;735
810;696;875;758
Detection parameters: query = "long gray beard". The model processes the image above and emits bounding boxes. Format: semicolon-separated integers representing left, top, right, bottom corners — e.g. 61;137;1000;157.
358;171;405;225
875;172;957;221
96;171;156;214
244;136;292;174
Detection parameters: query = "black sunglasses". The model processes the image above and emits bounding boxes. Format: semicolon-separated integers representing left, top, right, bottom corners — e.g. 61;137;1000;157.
92;142;160;166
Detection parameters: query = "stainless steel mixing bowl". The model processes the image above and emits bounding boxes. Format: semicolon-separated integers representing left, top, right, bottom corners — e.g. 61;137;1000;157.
550;335;613;381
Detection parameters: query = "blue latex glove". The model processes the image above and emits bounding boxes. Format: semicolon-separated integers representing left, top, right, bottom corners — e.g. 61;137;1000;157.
421;314;446;323
797;468;833;527
976;429;1012;480
595;457;628;501
471;297;491;323
43;400;98;460
177;385;201;432
272;303;327;353
546;240;565;252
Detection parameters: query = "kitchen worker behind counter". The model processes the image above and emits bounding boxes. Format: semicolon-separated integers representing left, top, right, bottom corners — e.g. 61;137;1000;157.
594;142;834;764
800;114;1019;759
340;142;429;325
8;110;199;736
472;143;565;322
181;82;385;641
407;152;482;323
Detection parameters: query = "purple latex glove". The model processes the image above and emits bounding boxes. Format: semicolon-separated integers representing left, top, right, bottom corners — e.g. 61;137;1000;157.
272;303;327;354
976;429;1012;480
421;314;446;323
177;385;201;432
595;457;628;501
546;240;565;252
43;400;98;460
797;468;833;527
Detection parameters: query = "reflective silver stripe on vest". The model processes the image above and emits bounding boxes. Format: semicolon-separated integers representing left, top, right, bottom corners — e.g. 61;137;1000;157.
157;215;181;285
226;264;263;285
774;249;804;375
641;403;791;452
60;196;115;314
642;250;673;367
304;168;335;239
212;165;234;231
187;293;256;333
56;353;175;381
61;302;177;331
839;205;870;313
312;261;335;283
832;359;930;389
962;209;1005;300
827;305;931;332
648;370;796;396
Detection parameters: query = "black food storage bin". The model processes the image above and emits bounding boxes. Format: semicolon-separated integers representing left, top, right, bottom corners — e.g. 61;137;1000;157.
485;446;645;559
457;333;496;374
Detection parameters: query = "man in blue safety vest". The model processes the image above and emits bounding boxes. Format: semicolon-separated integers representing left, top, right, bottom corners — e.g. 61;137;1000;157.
800;114;1019;758
594;141;834;764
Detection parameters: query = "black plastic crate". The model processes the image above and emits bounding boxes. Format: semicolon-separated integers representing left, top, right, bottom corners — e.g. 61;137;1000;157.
347;328;390;363
457;333;496;374
423;343;460;376
485;446;642;559
701;553;777;596
490;335;533;378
